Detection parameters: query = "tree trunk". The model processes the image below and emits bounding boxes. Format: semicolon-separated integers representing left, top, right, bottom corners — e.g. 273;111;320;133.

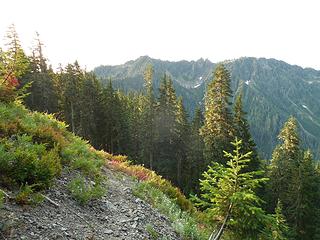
209;203;232;240
71;102;75;133
177;157;182;186
149;151;153;170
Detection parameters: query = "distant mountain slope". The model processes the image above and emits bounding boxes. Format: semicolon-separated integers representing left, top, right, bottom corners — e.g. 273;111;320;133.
93;56;320;159
94;56;214;114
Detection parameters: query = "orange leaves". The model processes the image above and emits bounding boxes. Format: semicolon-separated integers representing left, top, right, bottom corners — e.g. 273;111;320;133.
0;73;20;102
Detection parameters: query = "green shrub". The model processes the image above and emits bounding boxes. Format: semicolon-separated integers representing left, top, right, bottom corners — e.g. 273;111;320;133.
0;134;62;188
0;189;4;208
68;176;105;205
15;184;44;205
61;137;104;177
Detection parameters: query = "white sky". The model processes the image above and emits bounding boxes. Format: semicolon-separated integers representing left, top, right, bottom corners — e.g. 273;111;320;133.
1;0;320;70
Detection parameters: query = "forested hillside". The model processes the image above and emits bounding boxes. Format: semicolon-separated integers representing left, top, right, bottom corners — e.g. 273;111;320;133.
1;25;320;240
94;56;320;158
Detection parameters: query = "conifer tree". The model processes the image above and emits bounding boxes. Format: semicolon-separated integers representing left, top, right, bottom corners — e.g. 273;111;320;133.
260;200;290;240
154;74;178;183
3;24;29;79
194;138;268;239
233;92;260;171
97;80;128;154
200;64;233;165
267;117;320;239
175;97;190;188
142;65;156;169
78;73;102;147
0;24;29;102
122;92;144;161
187;107;205;193
24;33;58;113
60;62;83;134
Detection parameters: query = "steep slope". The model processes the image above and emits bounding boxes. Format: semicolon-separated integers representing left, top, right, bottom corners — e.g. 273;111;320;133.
226;57;320;158
94;57;320;158
2;168;180;239
0;102;206;239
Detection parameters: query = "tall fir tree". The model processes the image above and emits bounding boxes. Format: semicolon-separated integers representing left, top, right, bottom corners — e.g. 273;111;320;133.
24;33;58;113
200;64;233;165
267;117;320;239
233;92;260;172
60;62;83;134
3;24;29;79
122;92;144;161
186;107;205;193
154;74;178;184
175;97;190;189
78;73;102;147
141;65;156;169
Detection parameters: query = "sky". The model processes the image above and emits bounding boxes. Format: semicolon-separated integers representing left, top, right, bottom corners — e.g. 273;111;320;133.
1;0;320;70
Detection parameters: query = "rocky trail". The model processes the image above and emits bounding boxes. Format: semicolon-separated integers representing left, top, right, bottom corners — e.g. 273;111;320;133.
0;167;180;240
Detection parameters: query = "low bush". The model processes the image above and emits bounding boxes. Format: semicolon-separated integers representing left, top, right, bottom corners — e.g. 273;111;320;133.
61;137;104;177
15;184;44;205
68;176;105;205
0;134;62;188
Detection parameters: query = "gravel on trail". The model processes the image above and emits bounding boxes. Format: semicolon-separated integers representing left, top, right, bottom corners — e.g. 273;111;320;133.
0;167;181;240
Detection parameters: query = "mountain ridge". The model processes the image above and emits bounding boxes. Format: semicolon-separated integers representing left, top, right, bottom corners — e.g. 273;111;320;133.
93;56;320;158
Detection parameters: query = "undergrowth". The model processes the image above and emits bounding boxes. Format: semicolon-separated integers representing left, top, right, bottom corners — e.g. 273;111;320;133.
0;101;106;205
68;176;105;205
107;154;193;211
133;182;209;240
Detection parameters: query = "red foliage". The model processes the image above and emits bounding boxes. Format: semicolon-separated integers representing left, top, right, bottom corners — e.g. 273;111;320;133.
6;75;19;88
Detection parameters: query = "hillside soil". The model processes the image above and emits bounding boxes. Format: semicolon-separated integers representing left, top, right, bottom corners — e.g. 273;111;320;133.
0;167;180;240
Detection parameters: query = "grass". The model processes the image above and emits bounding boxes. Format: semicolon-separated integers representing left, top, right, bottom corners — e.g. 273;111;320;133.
68;176;106;205
145;223;160;239
133;182;209;240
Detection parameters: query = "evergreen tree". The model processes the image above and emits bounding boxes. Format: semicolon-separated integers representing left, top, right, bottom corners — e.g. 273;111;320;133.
60;62;83;134
175;97;190;188
260;200;290;240
200;64;233;165
287;150;320;239
233;92;260;172
24;33;58;113
154;74;178;183
122;92;144;161
0;24;29;102
78;73;102;147
194;138;269;239
267;117;320;239
3;24;29;79
186;107;205;193
141;65;156;169
97;80;128;154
